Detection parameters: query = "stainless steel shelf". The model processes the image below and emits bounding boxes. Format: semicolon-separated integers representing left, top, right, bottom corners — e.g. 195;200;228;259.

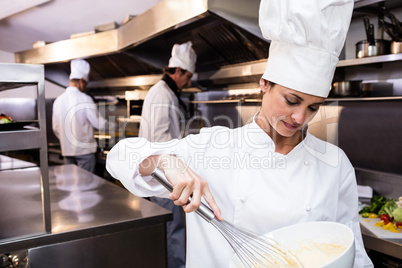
189;98;262;104
0;130;43;151
0;63;51;240
190;96;402;104
354;0;384;9
326;96;402;101
337;53;402;67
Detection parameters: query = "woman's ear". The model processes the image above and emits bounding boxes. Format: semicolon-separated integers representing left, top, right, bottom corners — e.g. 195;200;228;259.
260;78;269;94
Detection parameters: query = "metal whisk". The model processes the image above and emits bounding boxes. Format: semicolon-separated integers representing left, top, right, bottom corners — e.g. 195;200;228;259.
151;168;303;268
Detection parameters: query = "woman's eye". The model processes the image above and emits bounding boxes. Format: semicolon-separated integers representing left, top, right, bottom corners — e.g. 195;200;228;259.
309;106;319;112
285;98;297;106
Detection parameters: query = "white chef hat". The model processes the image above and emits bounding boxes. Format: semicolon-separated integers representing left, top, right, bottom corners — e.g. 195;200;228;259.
69;59;90;82
259;0;353;97
168;41;197;74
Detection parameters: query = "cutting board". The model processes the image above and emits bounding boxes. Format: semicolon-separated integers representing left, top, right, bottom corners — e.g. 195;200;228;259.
359;215;402;239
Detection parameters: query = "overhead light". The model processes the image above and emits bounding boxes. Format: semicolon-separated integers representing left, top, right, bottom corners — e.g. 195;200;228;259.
0;0;51;21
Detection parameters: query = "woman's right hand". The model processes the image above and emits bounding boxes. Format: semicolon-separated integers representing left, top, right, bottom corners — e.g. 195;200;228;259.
140;154;222;220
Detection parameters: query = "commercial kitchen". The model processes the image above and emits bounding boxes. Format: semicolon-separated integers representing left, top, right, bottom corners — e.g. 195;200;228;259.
1;0;402;267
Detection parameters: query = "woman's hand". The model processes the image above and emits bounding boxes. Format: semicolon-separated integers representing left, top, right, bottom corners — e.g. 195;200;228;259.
141;154;222;220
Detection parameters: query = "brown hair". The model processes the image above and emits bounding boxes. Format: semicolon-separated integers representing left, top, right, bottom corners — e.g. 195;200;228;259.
259;80;276;99
163;66;188;75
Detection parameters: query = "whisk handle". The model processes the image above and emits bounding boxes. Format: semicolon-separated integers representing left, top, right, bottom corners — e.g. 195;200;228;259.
151;167;216;222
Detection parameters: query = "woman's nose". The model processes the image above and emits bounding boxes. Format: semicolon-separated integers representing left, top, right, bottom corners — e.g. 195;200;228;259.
291;108;306;125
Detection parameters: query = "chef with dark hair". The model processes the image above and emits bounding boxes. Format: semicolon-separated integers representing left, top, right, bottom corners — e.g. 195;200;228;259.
138;41;197;268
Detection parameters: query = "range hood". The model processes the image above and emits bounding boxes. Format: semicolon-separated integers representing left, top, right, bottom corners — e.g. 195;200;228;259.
15;0;269;91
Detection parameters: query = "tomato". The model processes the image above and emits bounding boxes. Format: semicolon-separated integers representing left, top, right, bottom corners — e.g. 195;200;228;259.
396;222;402;228
380;214;392;224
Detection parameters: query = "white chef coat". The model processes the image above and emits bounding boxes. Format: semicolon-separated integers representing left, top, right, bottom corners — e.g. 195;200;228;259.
106;116;373;268
52;86;114;156
139;80;182;142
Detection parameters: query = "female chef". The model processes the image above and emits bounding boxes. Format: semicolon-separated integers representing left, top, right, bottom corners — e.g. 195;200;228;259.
106;0;374;267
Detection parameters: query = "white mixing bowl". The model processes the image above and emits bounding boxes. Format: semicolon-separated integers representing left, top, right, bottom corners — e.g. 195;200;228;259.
230;221;355;268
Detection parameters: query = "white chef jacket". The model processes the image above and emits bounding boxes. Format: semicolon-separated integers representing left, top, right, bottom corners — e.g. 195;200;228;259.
106;116;373;268
139;80;182;142
52;86;114;156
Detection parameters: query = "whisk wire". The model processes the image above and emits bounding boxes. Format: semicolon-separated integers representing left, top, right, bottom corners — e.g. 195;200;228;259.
210;218;302;268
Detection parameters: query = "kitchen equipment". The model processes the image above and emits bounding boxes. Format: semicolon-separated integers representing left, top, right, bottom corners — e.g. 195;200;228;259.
331;81;362;97
363;17;370;41
355;39;391;58
231;222;355;268
367;24;376;55
361;82;394;97
151;167;302;268
391;41;402;54
379;19;402;42
379;7;402;42
361;17;377;56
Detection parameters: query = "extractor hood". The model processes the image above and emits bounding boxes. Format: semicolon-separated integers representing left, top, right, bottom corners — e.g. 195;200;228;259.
15;0;269;90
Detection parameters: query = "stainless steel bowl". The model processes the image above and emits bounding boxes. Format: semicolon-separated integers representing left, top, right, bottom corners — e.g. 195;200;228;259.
391;41;402;54
332;81;362;97
355;39;391;58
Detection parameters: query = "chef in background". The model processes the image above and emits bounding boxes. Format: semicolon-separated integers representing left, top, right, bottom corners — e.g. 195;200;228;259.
138;41;196;268
106;0;374;267
52;59;115;173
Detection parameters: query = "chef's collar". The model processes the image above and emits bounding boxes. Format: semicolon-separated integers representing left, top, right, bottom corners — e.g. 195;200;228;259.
243;112;276;148
162;74;188;115
162;74;178;93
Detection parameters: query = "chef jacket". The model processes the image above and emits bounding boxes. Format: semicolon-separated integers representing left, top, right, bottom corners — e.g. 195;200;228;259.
52;86;114;156
139;79;182;142
106;115;374;268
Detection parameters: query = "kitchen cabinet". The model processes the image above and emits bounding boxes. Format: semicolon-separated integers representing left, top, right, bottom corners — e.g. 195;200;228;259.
0;63;51;238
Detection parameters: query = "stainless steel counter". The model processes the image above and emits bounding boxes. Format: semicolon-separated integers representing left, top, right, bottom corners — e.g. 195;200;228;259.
0;154;37;171
361;229;402;261
0;164;172;256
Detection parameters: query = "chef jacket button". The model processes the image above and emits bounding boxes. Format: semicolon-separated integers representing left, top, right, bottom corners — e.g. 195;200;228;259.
305;206;311;212
240;197;247;203
304;160;309;166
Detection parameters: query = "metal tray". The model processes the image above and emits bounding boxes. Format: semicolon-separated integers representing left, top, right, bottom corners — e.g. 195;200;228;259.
0;121;37;131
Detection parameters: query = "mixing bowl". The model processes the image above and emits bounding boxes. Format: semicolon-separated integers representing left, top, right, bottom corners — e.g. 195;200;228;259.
230;221;355;268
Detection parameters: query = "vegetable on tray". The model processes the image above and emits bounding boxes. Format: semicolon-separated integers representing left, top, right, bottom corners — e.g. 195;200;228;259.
359;195;387;215
0;113;12;124
359;195;402;232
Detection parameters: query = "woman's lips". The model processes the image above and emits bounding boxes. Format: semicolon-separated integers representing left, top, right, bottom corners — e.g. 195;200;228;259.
282;121;299;130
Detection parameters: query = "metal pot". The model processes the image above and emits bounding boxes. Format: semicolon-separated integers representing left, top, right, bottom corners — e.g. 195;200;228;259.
355;39;391;58
332;81;362;97
391;41;402;54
